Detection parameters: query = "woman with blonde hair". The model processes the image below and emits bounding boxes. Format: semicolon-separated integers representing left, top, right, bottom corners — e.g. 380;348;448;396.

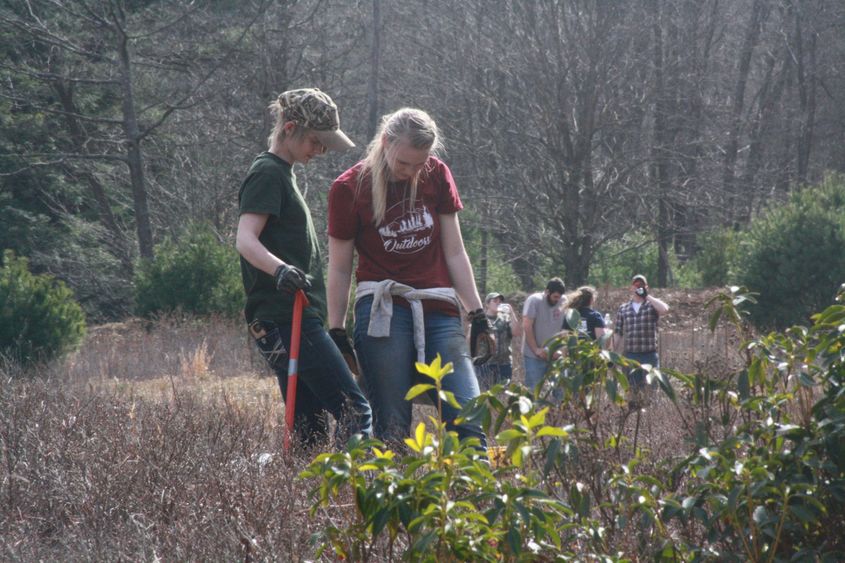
236;88;372;447
326;108;490;447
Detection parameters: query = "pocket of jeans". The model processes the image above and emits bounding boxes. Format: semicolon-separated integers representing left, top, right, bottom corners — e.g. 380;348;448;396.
249;320;289;369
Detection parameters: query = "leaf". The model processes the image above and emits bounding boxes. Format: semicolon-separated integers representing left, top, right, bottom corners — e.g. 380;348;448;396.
405;383;435;401
617;369;630;392
527;407;549;429
564;308;581;331
709;307;723;332
439;390;462;410
605;376;618;402
506;525;522;556
537;426;569;438
654;369;676;402
748;358;764;387
414;353;454;382
418;422;431;446
496;429;524;443
737;370;750;400
753;505;769;525
789;504;817;524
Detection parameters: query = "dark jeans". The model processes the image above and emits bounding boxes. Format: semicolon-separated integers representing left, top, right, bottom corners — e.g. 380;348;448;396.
250;316;373;447
354;295;486;448
624;350;659;389
474;362;513;392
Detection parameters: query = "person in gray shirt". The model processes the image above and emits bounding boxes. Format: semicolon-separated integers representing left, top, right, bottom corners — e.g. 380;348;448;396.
521;278;567;389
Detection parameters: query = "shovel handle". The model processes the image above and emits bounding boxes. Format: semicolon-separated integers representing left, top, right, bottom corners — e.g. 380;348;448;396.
284;289;309;451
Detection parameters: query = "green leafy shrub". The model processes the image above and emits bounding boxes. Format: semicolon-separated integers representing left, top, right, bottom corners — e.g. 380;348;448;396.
660;285;845;561
0;250;86;367
301;286;845;560
134;224;242;317
736;176;845;330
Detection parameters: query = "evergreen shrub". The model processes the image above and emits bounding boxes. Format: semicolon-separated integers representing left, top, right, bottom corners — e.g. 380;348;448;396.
134;224;242;317
737;175;845;330
0;250;87;367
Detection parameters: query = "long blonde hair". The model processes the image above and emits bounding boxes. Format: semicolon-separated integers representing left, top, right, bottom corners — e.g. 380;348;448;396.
357;108;443;225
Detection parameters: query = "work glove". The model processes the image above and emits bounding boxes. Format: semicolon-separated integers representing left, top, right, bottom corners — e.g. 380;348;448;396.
635;286;648;298
274;263;312;294
329;328;359;376
468;308;496;366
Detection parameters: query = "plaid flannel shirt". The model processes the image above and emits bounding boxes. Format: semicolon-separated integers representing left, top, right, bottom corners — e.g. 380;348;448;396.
616;300;660;353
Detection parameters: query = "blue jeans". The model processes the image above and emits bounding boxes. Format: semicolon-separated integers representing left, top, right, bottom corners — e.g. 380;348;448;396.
354;296;486;448
523;356;549;390
624;351;659;388
475;363;513;392
250;316;373;447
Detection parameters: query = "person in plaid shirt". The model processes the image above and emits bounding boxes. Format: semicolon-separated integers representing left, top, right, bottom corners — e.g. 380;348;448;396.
612;274;670;387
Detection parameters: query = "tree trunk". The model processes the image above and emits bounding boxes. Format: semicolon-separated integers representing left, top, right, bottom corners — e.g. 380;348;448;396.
479;228;488;296
367;0;382;139
650;0;671;287
115;19;154;259
722;0;769;226
793;3;817;184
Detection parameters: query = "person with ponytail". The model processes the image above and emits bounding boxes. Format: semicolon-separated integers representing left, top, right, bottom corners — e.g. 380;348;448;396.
565;285;609;343
236;88;372;447
326;108;490;448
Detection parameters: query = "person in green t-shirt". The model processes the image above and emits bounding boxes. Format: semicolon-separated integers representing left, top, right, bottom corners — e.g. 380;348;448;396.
236;88;372;447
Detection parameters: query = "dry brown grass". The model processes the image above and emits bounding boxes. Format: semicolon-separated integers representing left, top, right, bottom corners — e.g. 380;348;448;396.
0;315;339;561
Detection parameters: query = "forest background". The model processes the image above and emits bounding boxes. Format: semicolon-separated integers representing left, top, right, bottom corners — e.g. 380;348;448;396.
2;0;845;323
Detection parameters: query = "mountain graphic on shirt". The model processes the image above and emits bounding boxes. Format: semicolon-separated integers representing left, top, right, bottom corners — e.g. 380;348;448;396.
378;207;433;238
378;204;435;254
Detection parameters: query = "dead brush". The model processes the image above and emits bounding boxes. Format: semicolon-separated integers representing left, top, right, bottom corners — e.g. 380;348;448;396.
178;339;213;379
0;368;325;561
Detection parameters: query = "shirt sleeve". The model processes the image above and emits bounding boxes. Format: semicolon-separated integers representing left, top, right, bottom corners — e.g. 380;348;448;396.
615;306;625;336
594;311;606;328
523;296;537;319
239;171;287;217
434;159;463;214
327;175;360;240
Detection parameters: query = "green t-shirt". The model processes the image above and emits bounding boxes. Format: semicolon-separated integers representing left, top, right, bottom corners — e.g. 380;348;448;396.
238;152;327;323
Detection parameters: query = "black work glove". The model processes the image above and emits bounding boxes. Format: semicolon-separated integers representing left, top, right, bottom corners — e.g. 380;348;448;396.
274;264;312;294
468;308;496;366
329;328;359;376
635;286;648;298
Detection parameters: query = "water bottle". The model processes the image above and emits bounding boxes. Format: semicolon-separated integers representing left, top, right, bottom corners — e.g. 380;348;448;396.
604;313;613;334
498;303;511;323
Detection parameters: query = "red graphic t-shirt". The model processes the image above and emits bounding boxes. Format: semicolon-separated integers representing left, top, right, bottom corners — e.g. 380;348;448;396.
328;157;463;314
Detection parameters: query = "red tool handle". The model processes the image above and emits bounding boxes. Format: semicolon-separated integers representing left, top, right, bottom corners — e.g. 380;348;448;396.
284;290;309;451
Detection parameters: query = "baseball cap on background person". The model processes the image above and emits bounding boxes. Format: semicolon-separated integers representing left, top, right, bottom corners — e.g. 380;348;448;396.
485;292;504;303
632;274;648;285
278;88;355;152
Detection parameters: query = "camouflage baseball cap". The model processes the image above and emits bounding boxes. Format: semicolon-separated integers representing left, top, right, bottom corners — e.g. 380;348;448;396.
278;88;354;152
